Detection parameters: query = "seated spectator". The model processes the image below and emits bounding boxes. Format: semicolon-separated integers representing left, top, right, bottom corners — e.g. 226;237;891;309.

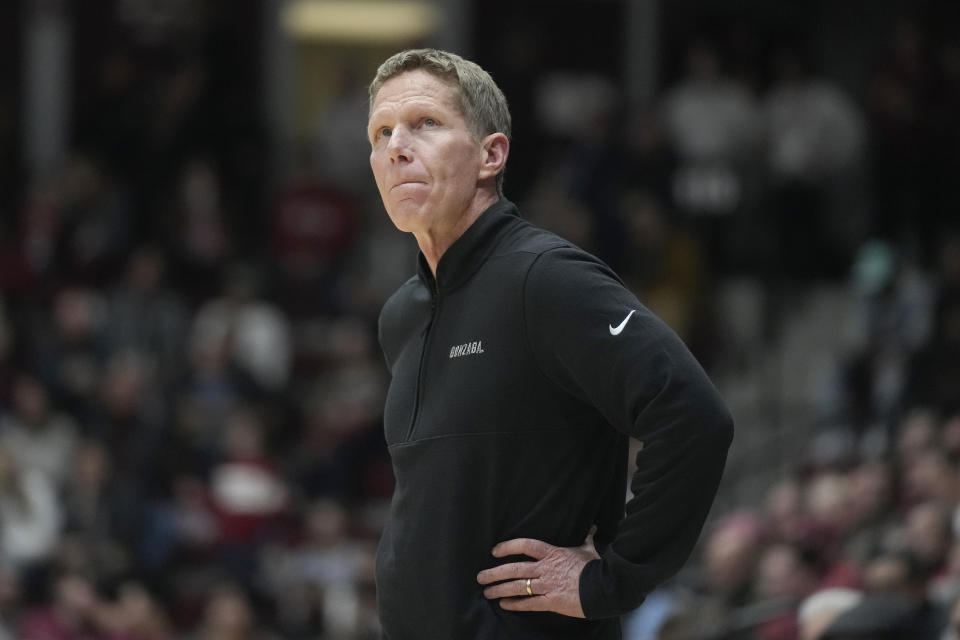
754;541;825;640
188;582;273;640
820;592;918;639
58;439;132;583
861;550;946;639
31;286;106;424
0;373;77;487
17;572;105;640
797;588;863;640
88;580;174;640
902;501;952;577
762;43;867;279
189;264;292;393
689;512;763;637
844;460;898;566
0;444;62;571
205;407;291;583
262;499;374;639
102;246;188;387
943;590;960;640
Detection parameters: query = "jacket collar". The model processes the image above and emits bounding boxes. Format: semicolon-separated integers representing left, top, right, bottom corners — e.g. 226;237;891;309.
416;198;520;295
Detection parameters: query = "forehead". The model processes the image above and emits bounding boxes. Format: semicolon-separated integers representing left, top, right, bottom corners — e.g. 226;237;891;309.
369;69;461;119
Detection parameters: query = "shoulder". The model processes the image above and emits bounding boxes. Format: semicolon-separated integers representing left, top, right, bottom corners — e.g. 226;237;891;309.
525;242;625;297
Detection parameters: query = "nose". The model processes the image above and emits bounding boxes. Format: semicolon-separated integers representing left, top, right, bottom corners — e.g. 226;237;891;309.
385;126;412;163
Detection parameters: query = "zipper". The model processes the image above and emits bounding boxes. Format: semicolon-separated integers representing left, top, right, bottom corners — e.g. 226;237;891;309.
406;282;439;441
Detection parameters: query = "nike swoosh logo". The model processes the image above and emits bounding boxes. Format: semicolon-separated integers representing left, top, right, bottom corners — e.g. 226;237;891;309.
609;309;637;335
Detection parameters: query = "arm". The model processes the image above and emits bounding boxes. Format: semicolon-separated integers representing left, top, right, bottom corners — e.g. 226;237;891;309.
478;247;733;618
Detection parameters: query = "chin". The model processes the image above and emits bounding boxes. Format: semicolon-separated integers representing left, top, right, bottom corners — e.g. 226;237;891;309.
385;205;426;234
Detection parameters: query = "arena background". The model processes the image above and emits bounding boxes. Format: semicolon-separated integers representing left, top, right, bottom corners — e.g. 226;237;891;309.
0;0;958;638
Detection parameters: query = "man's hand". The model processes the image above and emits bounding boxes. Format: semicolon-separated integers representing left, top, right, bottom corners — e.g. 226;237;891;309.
476;528;600;618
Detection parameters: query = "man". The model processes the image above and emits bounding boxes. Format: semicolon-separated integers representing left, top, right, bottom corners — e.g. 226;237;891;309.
368;48;733;639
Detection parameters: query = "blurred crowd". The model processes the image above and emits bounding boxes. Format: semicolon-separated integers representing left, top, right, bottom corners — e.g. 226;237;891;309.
0;4;958;640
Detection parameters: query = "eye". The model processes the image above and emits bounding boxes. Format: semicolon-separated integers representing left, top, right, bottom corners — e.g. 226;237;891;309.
423;118;438;127
379;126;393;138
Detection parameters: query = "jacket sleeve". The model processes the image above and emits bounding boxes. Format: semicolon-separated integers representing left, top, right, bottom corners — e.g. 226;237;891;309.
522;246;734;619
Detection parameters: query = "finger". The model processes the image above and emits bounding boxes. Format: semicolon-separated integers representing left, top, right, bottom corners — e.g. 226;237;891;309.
482;578;539;600
476;561;538;585
491;538;554;559
498;595;551;612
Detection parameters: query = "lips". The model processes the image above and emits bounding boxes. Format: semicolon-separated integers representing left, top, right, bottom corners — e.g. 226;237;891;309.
390;180;427;191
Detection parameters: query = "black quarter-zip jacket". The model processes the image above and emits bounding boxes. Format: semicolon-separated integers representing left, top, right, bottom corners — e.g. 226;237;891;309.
376;199;733;639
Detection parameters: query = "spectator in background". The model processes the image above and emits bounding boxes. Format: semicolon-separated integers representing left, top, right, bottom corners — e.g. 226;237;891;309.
660;40;760;270
819;591;919;640
292;358;390;504
22;574;173;640
662;41;760;169
94;580;174;640
190;265;292;394
89;350;166;492
188;582;273;640
32;287;106;425
944;597;960;640
762;44;866;279
687;512;763;637
0;445;61;572
797;588;863;640
0;373;77;487
17;572;103;640
861;550;946;639
262;499;375;639
58;439;131;584
840;240;932;434
902;501;952;578
170;157;233;303
84;350;169;573
102;246;188;387
49;155;132;287
206;406;290;583
754;541;823;640
844;459;898;567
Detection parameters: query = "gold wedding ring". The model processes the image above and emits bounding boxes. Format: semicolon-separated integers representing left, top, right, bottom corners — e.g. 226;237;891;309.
525;578;533;596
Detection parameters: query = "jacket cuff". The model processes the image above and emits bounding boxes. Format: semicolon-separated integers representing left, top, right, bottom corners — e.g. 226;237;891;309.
578;553;647;619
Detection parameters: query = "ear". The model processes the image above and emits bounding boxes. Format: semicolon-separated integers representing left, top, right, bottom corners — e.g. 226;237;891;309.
478;132;510;182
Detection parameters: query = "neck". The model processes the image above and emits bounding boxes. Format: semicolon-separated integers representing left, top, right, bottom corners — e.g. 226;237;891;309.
414;191;499;275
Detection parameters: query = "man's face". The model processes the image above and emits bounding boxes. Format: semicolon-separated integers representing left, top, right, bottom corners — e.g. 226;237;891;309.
368;69;484;235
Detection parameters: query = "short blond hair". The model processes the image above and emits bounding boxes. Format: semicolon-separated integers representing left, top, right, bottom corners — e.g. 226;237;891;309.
369;48;511;195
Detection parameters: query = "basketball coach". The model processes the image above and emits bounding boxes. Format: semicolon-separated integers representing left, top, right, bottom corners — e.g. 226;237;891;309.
367;48;734;639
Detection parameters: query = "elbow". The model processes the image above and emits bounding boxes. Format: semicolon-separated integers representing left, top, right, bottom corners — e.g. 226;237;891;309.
694;396;734;459
715;405;734;449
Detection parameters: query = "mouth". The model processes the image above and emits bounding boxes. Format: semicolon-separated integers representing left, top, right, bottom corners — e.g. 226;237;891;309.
390;181;426;192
